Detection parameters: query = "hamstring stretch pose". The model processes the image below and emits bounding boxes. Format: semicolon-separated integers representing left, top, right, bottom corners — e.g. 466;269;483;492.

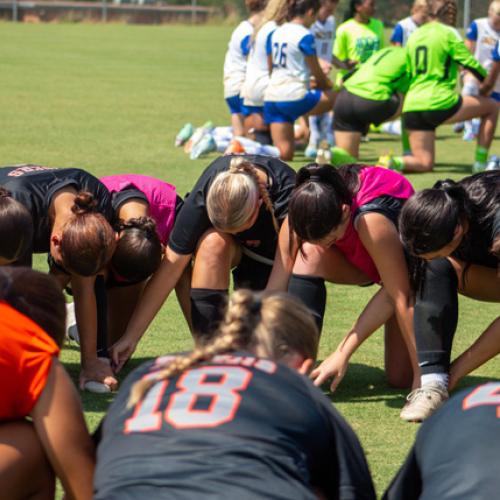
110;155;296;372
267;164;421;406
0;164;117;389
398;172;500;422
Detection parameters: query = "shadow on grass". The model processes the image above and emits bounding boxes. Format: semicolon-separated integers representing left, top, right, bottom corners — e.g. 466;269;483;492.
433;162;472;174
316;361;500;409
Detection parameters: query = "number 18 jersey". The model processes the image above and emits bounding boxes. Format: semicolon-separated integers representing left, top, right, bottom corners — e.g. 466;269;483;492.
95;352;376;500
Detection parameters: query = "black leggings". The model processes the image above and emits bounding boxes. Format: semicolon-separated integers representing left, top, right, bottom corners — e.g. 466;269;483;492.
414;258;458;375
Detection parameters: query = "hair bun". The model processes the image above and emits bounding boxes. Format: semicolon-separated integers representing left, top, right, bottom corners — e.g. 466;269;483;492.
0;187;12;198
120;216;157;238
72;191;97;216
434;179;465;200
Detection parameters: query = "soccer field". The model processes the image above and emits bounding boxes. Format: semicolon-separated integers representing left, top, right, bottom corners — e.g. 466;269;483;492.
1;21;499;497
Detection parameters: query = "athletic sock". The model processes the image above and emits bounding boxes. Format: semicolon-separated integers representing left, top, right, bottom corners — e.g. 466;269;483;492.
475;145;489;164
308;114;322;147
331;146;357;166
190;288;228;340
421;373;449;388
391;156;405;172
288;274;326;332
401;127;411;155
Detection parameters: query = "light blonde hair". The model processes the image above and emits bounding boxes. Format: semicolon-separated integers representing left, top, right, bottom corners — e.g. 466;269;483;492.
412;0;428;13
425;0;457;26
490;1;500;16
253;0;288;40
206;157;279;234
128;289;319;407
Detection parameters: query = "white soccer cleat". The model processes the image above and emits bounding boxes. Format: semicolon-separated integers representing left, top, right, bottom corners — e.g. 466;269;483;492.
84;381;112;394
400;381;449;422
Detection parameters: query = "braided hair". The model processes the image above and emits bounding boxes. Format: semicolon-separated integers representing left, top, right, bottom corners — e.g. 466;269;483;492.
128;289;319;407
207;157;279;234
426;0;457;26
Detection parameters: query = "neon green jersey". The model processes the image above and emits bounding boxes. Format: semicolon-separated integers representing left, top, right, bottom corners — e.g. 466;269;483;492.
404;22;487;112
333;18;385;84
344;46;409;101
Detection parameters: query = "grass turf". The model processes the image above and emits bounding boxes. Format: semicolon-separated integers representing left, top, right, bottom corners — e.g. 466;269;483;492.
1;21;499;497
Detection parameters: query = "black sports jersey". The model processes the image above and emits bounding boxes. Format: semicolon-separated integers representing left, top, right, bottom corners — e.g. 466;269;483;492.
168;155;296;260
95;352;375;500
0;165;113;256
384;382;500;500
451;172;500;268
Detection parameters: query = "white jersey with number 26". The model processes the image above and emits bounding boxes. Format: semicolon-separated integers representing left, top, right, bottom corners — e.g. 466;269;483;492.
265;22;317;102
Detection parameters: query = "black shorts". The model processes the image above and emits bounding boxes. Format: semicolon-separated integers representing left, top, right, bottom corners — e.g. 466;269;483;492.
232;253;272;291
334;89;400;134
402;97;462;131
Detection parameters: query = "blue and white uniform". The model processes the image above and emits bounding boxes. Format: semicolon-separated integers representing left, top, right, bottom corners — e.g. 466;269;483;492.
264;22;321;123
466;18;500;101
311;15;335;63
390;16;420;47
223;20;253;114
241;21;277;112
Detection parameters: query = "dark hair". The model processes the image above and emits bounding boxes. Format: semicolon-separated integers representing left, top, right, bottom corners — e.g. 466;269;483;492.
400;172;500;290
246;0;267;13
492;209;500;259
426;0;457;26
286;0;321;20
0;187;34;262
0;267;66;346
344;0;364;21
112;216;162;283
60;191;116;277
288;163;361;248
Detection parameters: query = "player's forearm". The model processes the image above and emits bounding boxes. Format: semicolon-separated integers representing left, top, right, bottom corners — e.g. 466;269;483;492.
451;317;500;382
72;280;98;365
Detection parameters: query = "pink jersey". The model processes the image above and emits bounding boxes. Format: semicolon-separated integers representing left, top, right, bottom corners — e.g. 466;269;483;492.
335;167;414;283
100;174;177;245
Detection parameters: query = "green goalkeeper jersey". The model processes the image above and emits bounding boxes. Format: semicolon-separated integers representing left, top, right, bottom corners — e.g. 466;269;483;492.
403;21;487;112
333;17;385;85
344;46;409;101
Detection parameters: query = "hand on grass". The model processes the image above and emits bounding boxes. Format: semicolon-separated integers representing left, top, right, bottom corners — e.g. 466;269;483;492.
110;336;138;373
310;350;349;392
79;357;118;390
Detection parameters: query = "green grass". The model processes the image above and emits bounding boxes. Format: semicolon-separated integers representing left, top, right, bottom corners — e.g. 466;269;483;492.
1;21;499;498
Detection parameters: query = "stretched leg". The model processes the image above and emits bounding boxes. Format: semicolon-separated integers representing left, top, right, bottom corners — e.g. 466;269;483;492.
384;314;413;389
0;420;55;500
400;130;436;173
190;230;241;338
107;281;147;347
270;122;295;161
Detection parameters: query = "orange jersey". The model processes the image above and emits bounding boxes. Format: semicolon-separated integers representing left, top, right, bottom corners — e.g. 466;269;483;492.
0;302;60;420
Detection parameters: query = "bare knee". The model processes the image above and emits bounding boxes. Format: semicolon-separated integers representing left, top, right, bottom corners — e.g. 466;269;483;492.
277;144;294;161
196;230;235;263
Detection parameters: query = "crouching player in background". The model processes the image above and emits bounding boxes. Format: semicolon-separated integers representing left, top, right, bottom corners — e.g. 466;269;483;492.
95;290;376;500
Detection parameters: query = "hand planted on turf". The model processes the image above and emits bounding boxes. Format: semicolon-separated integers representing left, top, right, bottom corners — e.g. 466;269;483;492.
310;350;349;392
79;357;118;391
110;336;137;373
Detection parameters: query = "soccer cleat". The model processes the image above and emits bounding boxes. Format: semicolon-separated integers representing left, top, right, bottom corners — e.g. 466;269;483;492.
174;123;194;147
400;381;449;422
453;122;464;134
184;121;214;153
84;381;112;394
463;129;477;142
305;144;318;159
316;140;332;164
472;161;487;173
486;155;500;171
224;139;246;155
190;134;217;159
378;154;404;172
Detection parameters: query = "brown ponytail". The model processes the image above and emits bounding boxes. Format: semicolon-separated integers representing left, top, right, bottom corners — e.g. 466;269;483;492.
128;289;318;407
112;216;162;282
0;187;34;262
0;267;66;346
60;191;116;276
426;0;457;26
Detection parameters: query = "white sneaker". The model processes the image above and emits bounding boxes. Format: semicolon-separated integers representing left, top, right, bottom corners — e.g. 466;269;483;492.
472;161;487;173
400;381;449;422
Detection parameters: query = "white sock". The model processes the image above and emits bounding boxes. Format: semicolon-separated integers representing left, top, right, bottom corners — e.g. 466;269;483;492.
234;136;280;157
212;126;233;142
421;373;448;387
381;120;402;136
308;114;322;148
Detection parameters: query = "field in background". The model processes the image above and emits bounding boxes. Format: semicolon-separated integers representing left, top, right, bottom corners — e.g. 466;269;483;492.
1;22;499;497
